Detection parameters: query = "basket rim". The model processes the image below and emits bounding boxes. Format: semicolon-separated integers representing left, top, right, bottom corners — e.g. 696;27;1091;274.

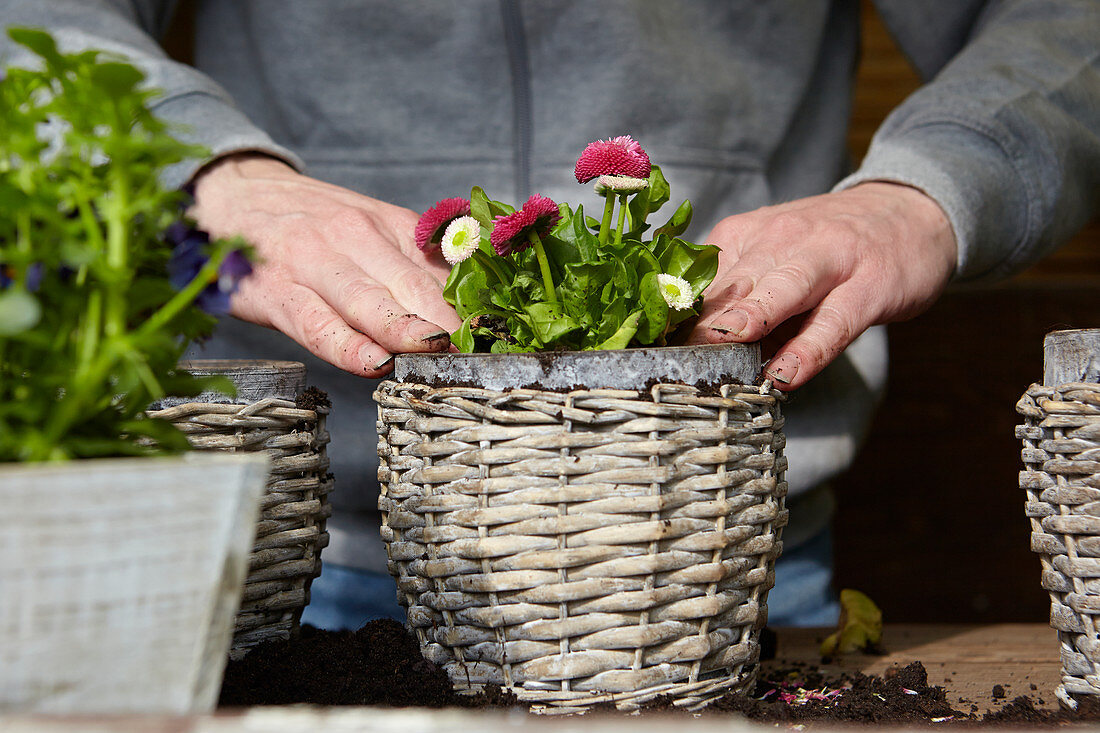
394;342;761;391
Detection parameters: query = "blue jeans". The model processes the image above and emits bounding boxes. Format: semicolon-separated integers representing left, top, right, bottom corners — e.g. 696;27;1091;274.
302;526;838;631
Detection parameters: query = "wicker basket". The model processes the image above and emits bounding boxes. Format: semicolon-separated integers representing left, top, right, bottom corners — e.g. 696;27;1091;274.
1019;381;1100;709
374;344;786;714
148;359;334;655
1018;330;1100;710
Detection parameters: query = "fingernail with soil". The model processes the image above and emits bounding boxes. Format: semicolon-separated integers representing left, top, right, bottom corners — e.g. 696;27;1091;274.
420;330;451;346
408;319;450;346
366;350;394;373
764;353;800;384
711;309;748;337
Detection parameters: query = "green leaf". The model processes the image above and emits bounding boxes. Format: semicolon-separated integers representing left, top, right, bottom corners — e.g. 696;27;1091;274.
89;62;145;98
0;288;42;335
653;199;693;239
819;589;884;659
159;372;237;402
8;27;63;66
469;186;492;227
628;164;671;229
442;258;490;319
635;271;670;344
654;236;720;297
119;415;191;453
488;200;515;217
525;301;581;347
647;165;671;212
595;310;642;350
452;313;477;353
560;203;599;262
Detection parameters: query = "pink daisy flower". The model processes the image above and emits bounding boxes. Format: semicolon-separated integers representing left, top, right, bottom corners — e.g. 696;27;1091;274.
414;197;471;252
490;194;561;256
574;135;652;184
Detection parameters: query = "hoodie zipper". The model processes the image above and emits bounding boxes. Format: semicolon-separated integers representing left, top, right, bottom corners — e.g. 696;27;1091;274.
500;0;532;201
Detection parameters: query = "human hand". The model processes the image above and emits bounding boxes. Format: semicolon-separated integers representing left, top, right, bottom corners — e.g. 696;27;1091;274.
690;182;957;390
188;153;462;377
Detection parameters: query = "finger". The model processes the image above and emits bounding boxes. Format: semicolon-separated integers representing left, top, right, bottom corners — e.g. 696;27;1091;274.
268;285;397;377
760;287;865;391
317;213;461;331
697;271;756;321
295;254;453;354
405;239;455;285
377;259;463;332
705;256;840;344
323;195;456;285
691;234;782;331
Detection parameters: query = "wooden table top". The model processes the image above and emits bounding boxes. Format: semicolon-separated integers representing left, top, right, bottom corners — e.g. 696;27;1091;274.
765;623;1063;713
0;623;1067;731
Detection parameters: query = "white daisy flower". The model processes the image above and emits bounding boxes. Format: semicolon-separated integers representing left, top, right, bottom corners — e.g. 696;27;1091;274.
594;175;650;195
657;273;693;310
440;216;482;265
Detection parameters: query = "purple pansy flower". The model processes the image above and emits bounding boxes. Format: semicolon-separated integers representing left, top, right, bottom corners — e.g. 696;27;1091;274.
166;221;252;315
0;263;44;291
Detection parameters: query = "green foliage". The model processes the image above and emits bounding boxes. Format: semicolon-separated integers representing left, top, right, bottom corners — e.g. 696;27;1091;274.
444;165;720;352
0;28;244;462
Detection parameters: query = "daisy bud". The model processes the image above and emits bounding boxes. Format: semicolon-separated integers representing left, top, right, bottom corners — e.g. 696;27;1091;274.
440;216;482;264
594;175;650;195
657;273;693;310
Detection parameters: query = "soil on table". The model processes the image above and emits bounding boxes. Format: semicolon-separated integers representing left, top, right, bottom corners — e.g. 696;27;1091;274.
219;619;1100;726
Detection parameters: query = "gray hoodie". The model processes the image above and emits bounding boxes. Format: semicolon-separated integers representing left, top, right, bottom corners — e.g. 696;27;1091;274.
4;0;1098;572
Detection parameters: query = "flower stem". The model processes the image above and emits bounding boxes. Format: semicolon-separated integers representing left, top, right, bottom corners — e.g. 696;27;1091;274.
598;193;615;245
614;193;629;247
136;254;223;340
529;231;558;304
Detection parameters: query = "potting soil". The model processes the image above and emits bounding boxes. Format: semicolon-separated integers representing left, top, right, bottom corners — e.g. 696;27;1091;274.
218;619;1100;726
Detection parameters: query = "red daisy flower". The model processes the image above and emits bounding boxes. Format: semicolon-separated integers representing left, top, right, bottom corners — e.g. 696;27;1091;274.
414;197;471;251
490;194;561;256
574;135;652;184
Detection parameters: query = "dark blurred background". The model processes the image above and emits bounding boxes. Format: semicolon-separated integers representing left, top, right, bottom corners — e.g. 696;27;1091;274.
164;0;1100;623
836;2;1099;623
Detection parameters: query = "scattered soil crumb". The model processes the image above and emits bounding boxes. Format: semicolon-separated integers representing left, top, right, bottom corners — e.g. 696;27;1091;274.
295;386;331;411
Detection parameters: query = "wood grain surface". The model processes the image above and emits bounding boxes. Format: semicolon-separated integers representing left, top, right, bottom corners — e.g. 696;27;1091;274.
0;624;1065;730
765;624;1063;714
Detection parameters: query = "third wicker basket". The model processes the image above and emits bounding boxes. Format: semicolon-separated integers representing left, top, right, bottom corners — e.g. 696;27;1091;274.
1018;380;1100;709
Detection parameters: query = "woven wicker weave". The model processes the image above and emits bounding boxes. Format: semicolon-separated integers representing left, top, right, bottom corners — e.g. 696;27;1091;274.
375;380;786;714
147;396;333;654
1018;381;1100;709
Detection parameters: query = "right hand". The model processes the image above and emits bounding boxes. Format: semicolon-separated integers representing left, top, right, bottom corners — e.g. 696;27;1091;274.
188;153;462;377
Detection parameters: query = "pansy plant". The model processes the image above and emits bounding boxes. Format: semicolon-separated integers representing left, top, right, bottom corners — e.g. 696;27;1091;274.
420;135;719;352
0;28;253;461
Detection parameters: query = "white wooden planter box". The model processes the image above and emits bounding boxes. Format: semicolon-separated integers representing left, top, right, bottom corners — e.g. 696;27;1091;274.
0;452;268;714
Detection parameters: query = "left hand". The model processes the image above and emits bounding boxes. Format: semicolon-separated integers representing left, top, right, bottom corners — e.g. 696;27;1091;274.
687;182;957;390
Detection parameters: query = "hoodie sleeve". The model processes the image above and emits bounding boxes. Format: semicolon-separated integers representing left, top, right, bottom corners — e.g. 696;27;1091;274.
0;0;304;189
836;0;1100;283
